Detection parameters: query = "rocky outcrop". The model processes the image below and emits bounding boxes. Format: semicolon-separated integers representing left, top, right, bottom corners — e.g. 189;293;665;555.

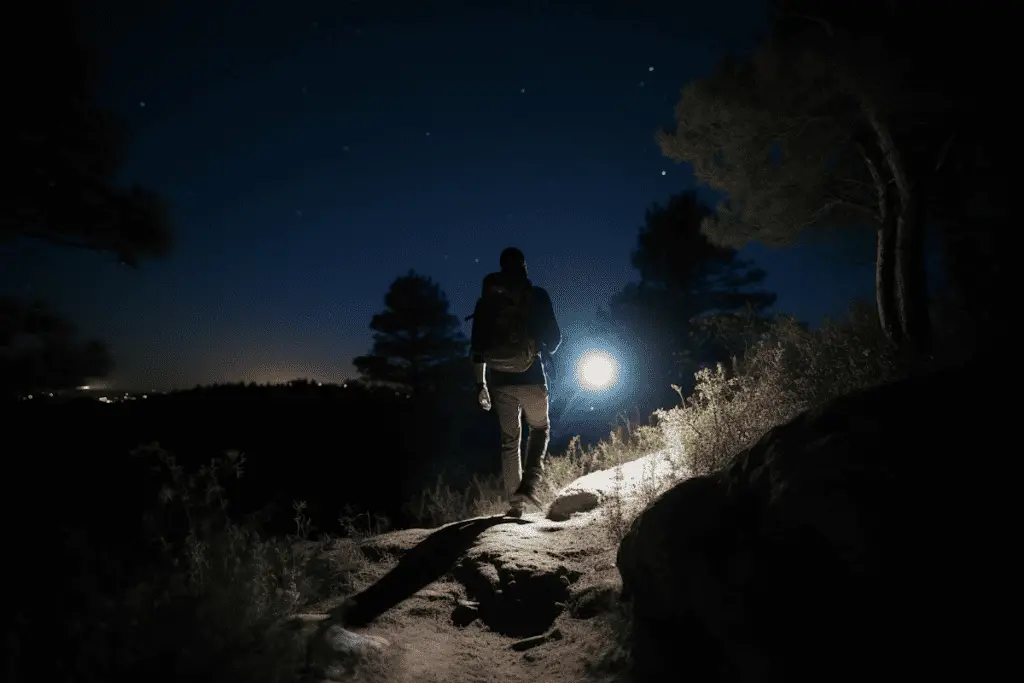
617;363;1011;681
546;451;678;521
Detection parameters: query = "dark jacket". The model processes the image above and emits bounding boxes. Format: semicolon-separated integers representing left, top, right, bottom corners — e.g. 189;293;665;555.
470;271;562;387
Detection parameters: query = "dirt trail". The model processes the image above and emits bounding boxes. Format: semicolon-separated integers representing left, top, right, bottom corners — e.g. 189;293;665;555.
304;507;628;683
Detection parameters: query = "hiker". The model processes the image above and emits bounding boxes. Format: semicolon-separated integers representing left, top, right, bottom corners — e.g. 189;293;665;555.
469;246;562;518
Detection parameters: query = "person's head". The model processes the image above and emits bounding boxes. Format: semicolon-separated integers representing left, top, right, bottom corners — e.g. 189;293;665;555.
499;246;527;277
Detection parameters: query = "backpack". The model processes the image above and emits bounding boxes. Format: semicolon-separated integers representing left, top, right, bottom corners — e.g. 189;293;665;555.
471;276;538;373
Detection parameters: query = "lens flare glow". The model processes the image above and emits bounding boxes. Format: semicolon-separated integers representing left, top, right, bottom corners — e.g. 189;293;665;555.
577;350;618;390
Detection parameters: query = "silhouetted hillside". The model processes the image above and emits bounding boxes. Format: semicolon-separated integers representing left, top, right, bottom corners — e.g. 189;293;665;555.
9;382;498;550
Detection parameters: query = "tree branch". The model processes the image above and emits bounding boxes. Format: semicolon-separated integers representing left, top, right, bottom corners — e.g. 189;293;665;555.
935;131;956;171
820;199;878;222
785;11;836;37
18;227;108;253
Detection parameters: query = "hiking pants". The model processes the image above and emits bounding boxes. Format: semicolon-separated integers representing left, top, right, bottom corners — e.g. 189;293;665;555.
491;384;550;499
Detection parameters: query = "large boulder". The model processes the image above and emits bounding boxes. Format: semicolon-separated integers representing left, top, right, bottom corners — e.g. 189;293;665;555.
617;363;1012;682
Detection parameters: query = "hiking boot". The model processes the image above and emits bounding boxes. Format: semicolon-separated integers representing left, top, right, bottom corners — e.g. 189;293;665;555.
506;494;526;518
514;475;545;510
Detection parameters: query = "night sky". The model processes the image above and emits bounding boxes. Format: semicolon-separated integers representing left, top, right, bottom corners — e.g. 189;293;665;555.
2;0;877;392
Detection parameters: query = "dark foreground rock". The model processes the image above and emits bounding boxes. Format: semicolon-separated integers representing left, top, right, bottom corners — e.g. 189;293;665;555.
618;362;1013;682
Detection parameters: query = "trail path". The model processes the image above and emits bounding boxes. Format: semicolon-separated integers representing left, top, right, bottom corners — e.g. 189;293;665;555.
297;451;679;683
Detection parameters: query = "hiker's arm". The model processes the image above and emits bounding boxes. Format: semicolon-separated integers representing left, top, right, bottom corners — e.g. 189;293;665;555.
537;288;562;356
469;301;486;383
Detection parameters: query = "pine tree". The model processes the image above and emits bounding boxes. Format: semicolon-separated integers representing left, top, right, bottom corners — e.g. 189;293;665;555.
354;271;468;394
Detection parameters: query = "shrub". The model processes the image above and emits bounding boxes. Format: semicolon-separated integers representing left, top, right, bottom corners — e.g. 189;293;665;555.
337;504;392;539
402;472;507;527
20;443;360;683
659;301;907;477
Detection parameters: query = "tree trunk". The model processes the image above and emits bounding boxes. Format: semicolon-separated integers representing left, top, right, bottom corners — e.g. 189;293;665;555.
874;195;900;349
892;195;930;354
861;101;932;357
893;185;931;356
859;140;900;348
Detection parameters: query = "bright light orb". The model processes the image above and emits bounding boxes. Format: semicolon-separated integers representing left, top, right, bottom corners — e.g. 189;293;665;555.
577;350;618;391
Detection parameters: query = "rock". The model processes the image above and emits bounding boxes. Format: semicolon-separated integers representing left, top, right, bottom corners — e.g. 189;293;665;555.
547;489;602;521
617;364;1011;682
306;624;390;680
568;580;619;619
321;625;390;656
451;599;480;627
547;451;677;521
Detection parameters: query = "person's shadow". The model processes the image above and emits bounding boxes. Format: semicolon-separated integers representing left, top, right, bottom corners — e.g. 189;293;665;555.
330;514;529;627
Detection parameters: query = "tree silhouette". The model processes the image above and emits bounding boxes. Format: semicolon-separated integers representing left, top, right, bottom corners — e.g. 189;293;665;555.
0;297;113;400
655;0;960;356
1;0;175;399
4;0;173;265
354;271;468;394
604;191;776;404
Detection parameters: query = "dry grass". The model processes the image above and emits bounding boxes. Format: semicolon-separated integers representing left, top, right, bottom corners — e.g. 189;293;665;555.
401;472;509;527
594;450;679;546
547;421;666;491
38;444;367;683
660;302;906;477
401;419;666;530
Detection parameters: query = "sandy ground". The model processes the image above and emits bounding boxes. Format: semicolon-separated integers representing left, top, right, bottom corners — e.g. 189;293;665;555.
296;453;680;683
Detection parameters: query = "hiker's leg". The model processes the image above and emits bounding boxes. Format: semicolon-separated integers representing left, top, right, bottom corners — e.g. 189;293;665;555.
492;385;523;499
520;384;550;481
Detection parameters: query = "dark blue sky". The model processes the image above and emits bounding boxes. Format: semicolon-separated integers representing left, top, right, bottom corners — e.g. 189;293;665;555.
3;0;876;391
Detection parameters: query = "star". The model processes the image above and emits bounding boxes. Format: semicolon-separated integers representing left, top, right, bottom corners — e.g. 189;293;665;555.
648;65;654;71
139;101;146;107
342;145;350;152
520;88;526;93
639;81;645;87
661;170;667;176
425;131;431;136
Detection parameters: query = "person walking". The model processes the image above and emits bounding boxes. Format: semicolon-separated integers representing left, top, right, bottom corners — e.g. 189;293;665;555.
469;247;562;517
